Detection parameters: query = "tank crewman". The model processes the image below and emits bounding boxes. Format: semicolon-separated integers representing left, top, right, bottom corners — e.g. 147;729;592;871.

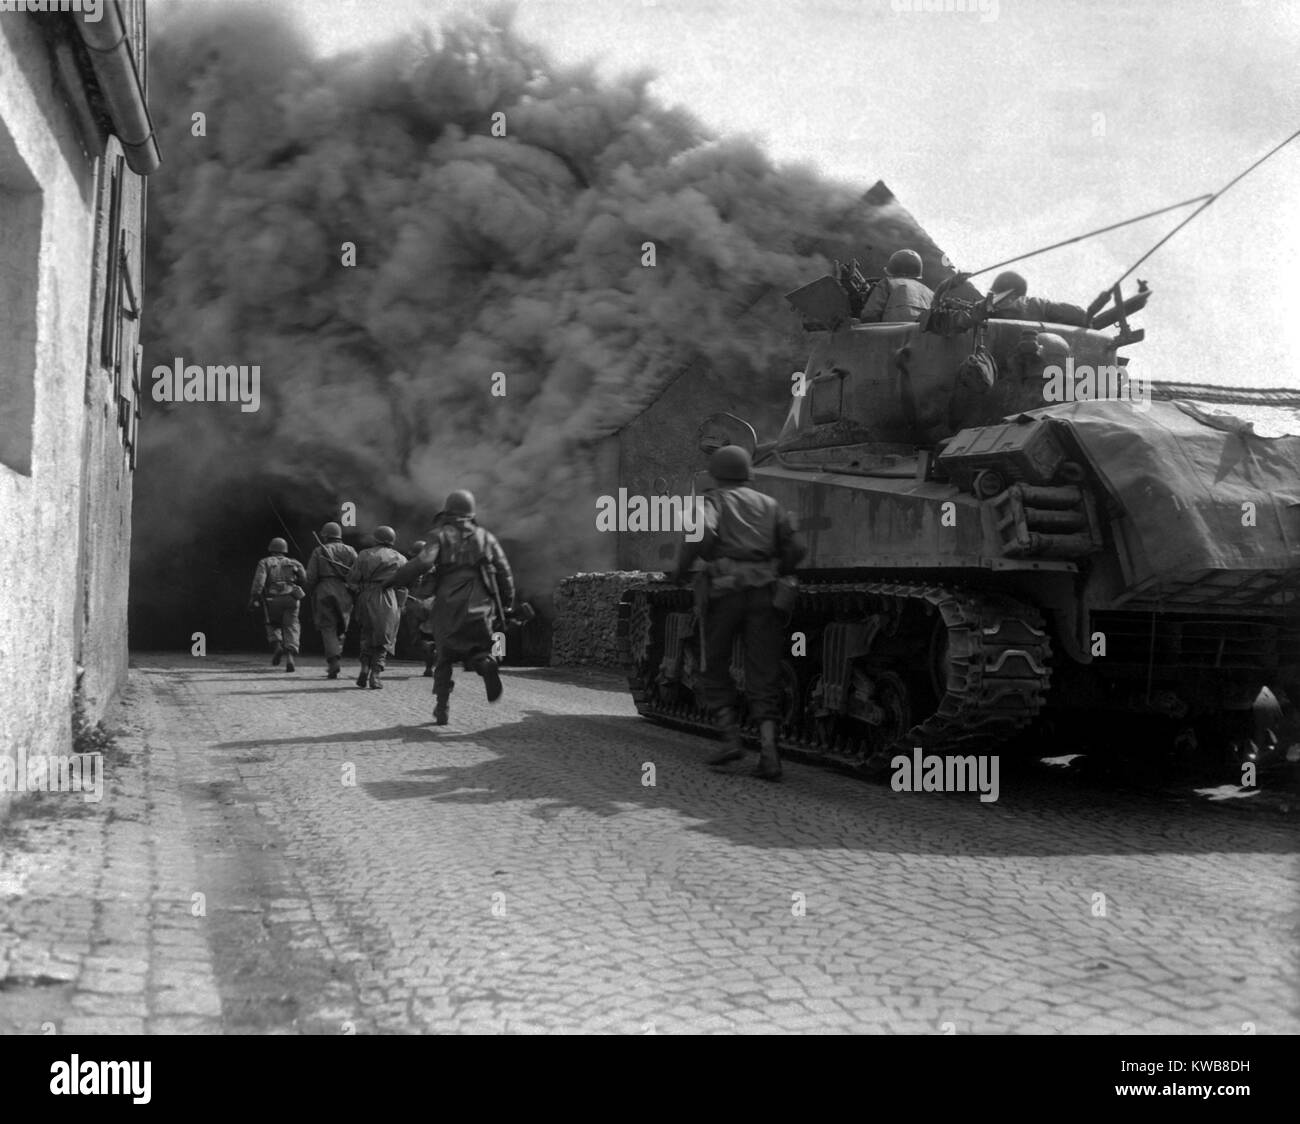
673;445;807;781
388;490;515;726
346;525;407;689
247;538;309;672
404;539;440;677
985;270;1088;326
305;521;357;679
857;249;934;324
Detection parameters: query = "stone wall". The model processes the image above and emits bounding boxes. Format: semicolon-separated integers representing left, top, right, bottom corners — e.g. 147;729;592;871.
0;13;146;816
1;16;99;772
551;572;655;668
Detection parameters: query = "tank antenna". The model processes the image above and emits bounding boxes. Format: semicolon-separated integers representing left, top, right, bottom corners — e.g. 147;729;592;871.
965;194;1212;280
1104;123;1300;289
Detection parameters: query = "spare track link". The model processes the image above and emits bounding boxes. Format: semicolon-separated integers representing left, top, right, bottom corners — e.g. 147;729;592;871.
615;579;1051;768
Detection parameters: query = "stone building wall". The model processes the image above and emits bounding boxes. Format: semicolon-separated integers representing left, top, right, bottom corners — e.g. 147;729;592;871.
0;6;150;812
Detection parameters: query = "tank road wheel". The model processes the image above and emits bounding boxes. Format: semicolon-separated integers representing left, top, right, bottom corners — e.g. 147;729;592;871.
861;670;912;762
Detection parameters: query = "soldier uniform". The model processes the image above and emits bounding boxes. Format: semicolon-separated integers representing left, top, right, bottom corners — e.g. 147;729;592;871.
985;270;1088;326
404;538;439;676
858;249;934;324
674;446;806;781
305;521;357;679
389;490;514;726
346;525;406;689
247;538;308;672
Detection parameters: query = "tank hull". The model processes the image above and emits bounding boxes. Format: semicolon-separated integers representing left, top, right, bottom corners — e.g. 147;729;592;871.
619;312;1300;769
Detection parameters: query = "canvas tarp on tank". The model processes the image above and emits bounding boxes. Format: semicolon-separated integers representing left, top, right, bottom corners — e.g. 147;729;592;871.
1033;400;1300;591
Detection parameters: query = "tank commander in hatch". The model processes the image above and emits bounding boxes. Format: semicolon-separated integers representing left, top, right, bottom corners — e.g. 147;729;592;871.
856;249;934;324
984;270;1089;326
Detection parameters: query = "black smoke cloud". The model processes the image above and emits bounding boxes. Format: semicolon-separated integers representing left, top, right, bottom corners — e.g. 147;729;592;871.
132;1;933;651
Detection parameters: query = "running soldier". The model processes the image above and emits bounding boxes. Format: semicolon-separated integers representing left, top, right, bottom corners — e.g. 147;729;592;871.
403;539;439;676
673;446;806;780
247;538;309;673
388;491;514;725
305;521;357;679
346;525;406;689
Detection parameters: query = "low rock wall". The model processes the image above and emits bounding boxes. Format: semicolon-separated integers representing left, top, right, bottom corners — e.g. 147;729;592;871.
551;572;655;667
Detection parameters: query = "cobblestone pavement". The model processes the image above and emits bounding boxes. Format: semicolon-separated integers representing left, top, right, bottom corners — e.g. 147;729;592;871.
2;651;1297;1035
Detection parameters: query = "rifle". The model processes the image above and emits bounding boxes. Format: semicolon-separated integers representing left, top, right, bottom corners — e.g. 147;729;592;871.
477;553;535;633
311;531;353;581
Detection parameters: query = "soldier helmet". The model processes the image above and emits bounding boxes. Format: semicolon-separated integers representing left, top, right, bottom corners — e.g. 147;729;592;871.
374;525;396;545
267;537;288;553
886;249;923;279
708;445;752;483
1036;332;1071;359
444;490;476;517
991;270;1028;297
412;540;426;553
321;521;342;540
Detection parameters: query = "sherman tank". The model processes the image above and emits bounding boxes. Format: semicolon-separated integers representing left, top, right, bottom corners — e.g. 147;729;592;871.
616;271;1300;768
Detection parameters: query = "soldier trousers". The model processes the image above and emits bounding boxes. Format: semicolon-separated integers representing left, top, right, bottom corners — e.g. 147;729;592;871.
431;646;491;698
312;585;352;659
263;594;301;654
355;586;399;671
698;585;785;723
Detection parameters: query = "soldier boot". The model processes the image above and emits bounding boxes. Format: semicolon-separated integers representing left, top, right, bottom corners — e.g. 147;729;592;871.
472;654;503;703
285;653;296;673
271;641;283;666
326;656;340;679
355;655;370;689
706;707;745;767
753;719;782;781
433;693;449;725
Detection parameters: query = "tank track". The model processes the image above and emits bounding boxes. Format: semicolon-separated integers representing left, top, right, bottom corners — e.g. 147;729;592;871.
616;579;1052;773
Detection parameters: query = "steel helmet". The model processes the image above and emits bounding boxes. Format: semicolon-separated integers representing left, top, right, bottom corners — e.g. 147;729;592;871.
991;270;1028;297
267;537;287;553
412;540;426;553
444;490;476;517
886;249;923;279
321;521;342;540
1036;332;1071;359
709;445;752;483
374;525;396;545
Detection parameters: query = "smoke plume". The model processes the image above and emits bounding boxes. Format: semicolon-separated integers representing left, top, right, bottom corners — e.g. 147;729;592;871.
132;1;938;651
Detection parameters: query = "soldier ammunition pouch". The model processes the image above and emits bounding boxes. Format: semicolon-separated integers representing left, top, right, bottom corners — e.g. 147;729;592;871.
707;556;779;595
265;557;305;599
266;585;305;600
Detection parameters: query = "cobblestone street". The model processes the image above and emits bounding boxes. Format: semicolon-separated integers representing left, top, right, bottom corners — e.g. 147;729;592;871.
1;652;1297;1035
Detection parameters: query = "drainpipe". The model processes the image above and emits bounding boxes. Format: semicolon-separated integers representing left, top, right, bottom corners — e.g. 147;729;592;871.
73;0;160;175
